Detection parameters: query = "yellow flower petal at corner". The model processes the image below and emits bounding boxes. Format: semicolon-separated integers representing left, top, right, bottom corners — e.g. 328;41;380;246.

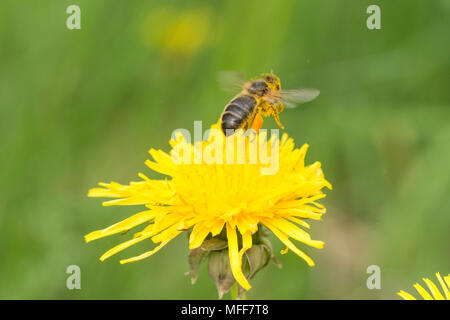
398;272;450;300
397;290;416;300
423;277;445;300
436;272;450;300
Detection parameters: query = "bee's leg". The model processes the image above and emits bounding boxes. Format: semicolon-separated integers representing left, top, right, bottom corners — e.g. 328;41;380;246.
272;106;285;130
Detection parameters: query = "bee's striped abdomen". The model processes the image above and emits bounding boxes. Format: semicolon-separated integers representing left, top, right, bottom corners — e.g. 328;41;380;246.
221;95;257;136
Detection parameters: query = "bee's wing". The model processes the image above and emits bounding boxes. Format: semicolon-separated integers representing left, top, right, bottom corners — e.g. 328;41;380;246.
217;70;247;92
276;88;320;108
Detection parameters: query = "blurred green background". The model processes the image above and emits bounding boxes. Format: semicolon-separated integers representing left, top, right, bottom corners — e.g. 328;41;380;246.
1;0;449;299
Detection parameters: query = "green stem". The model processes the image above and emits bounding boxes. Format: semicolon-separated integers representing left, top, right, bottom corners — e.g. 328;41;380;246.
230;283;238;300
230;283;247;300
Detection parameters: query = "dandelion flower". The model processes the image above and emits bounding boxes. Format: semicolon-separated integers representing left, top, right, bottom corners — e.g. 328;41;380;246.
398;272;450;300
85;124;331;295
141;6;211;56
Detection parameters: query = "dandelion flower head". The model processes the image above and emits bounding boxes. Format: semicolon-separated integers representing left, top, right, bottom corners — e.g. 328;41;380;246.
85;123;331;292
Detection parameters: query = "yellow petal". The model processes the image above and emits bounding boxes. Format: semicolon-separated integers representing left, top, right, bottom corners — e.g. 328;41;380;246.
88;187;121;198
423;278;445;300
102;197;154;207
397;290;416;300
413;283;433;300
120;230;181;264
268;217;324;249
444;275;450;295
239;230;253;260
189;223;211;249
84;210;154;243
100;232;152;261
436;272;450;300
210;220;224;236
151;215;185;243
276;208;323;220
263;219;315;266
226;223;251;290
286;216;310;229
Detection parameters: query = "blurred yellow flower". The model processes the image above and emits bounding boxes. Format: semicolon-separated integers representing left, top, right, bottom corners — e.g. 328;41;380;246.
85;125;331;291
398;272;450;300
141;6;211;56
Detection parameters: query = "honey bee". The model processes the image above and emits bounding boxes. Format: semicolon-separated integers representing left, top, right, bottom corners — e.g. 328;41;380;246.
218;71;320;136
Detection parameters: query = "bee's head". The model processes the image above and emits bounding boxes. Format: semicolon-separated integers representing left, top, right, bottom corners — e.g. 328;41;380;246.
247;72;281;97
262;73;281;91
